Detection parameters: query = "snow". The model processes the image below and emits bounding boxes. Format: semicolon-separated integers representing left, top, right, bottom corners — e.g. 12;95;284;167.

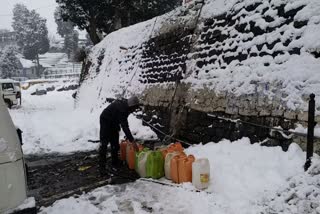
39;138;320;214
9;82;156;155
291;124;320;138
76;18;156;111
19;58;35;68
8;197;36;212
39;53;66;68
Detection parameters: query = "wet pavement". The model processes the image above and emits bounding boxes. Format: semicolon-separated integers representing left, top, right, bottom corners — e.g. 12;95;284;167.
25;151;139;208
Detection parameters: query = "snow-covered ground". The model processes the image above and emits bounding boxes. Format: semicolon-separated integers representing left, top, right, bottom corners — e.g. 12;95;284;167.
9;82;156;155
40;139;320;214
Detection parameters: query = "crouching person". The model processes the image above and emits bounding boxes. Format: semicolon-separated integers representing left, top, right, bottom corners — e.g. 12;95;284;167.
99;96;140;176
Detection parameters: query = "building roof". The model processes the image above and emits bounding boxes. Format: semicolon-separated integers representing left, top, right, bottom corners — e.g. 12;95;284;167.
19;58;35;69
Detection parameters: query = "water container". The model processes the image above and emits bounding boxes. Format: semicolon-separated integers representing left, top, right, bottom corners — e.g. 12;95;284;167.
127;144;143;170
127;144;135;169
135;148;149;172
126;142;131;164
169;142;184;152
178;155;195;183
120;140;128;161
160;148;169;159
192;158;210;189
137;150;152;177
146;151;164;179
164;152;179;179
161;142;184;159
170;153;187;183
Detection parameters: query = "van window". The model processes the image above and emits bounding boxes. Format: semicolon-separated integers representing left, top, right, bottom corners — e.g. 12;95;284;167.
2;83;14;91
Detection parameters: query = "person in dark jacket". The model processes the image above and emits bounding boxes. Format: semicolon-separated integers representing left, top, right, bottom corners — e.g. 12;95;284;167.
99;96;140;175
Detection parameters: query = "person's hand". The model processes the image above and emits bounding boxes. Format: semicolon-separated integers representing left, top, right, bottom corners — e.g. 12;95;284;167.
131;141;139;151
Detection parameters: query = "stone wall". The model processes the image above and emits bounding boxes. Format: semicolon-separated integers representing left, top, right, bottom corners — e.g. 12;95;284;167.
138;2;320;151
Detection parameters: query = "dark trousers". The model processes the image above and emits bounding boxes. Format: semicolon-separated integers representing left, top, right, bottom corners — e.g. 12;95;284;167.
99;118;120;170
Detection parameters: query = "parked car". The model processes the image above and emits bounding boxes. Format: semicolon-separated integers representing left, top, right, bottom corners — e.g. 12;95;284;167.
0;96;36;213
30;84;47;96
0;79;19;108
13;81;22;105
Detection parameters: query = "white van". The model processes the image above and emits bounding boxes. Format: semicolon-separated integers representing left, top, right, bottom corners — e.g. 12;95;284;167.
0;97;34;213
0;79;19;108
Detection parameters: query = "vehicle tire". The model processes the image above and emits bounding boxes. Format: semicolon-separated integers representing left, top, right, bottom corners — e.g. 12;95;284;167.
4;99;12;109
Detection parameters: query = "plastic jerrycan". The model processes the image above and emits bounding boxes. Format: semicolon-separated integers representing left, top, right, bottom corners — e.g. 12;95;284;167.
146;151;164;179
160;147;170;159
164;152;179;179
192;158;210;189
172;142;184;152
120;140;128;161
170;153;187;183
178;155;195;183
138;150;152;177
127;144;143;170
135;148;149;172
126;142;132;164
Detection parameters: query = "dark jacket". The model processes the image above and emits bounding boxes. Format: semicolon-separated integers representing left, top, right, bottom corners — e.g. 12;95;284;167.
100;99;134;142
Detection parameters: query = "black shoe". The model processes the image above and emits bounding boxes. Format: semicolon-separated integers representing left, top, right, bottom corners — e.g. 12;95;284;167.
111;165;119;172
99;167;108;177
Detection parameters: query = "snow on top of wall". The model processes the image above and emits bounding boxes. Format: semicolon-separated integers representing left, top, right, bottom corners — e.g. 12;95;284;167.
185;0;320;113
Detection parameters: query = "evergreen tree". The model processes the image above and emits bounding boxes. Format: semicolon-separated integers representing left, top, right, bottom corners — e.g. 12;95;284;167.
54;7;74;37
56;0;114;45
54;7;79;59
55;0;180;45
0;46;22;78
64;30;79;59
12;4;50;77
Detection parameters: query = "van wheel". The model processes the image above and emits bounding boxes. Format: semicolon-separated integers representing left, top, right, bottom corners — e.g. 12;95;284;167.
4;99;12;109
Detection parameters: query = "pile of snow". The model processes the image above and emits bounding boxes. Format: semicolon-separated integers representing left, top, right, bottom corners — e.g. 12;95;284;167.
76;19;154;110
262;158;320;213
39;138;320;213
9;83;156;155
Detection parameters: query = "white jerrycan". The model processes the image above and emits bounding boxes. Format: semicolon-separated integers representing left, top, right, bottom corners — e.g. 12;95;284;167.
138;151;151;177
164;152;179;179
192;158;210;189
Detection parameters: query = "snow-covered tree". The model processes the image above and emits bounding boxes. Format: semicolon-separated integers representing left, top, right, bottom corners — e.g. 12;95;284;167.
64;30;79;59
54;7;74;37
0;46;22;78
0;29;10;34
12;4;50;77
54;7;79;58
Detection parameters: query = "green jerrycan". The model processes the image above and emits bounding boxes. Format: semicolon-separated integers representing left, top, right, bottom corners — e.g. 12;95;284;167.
146;151;164;179
137;150;152;178
135;148;150;173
